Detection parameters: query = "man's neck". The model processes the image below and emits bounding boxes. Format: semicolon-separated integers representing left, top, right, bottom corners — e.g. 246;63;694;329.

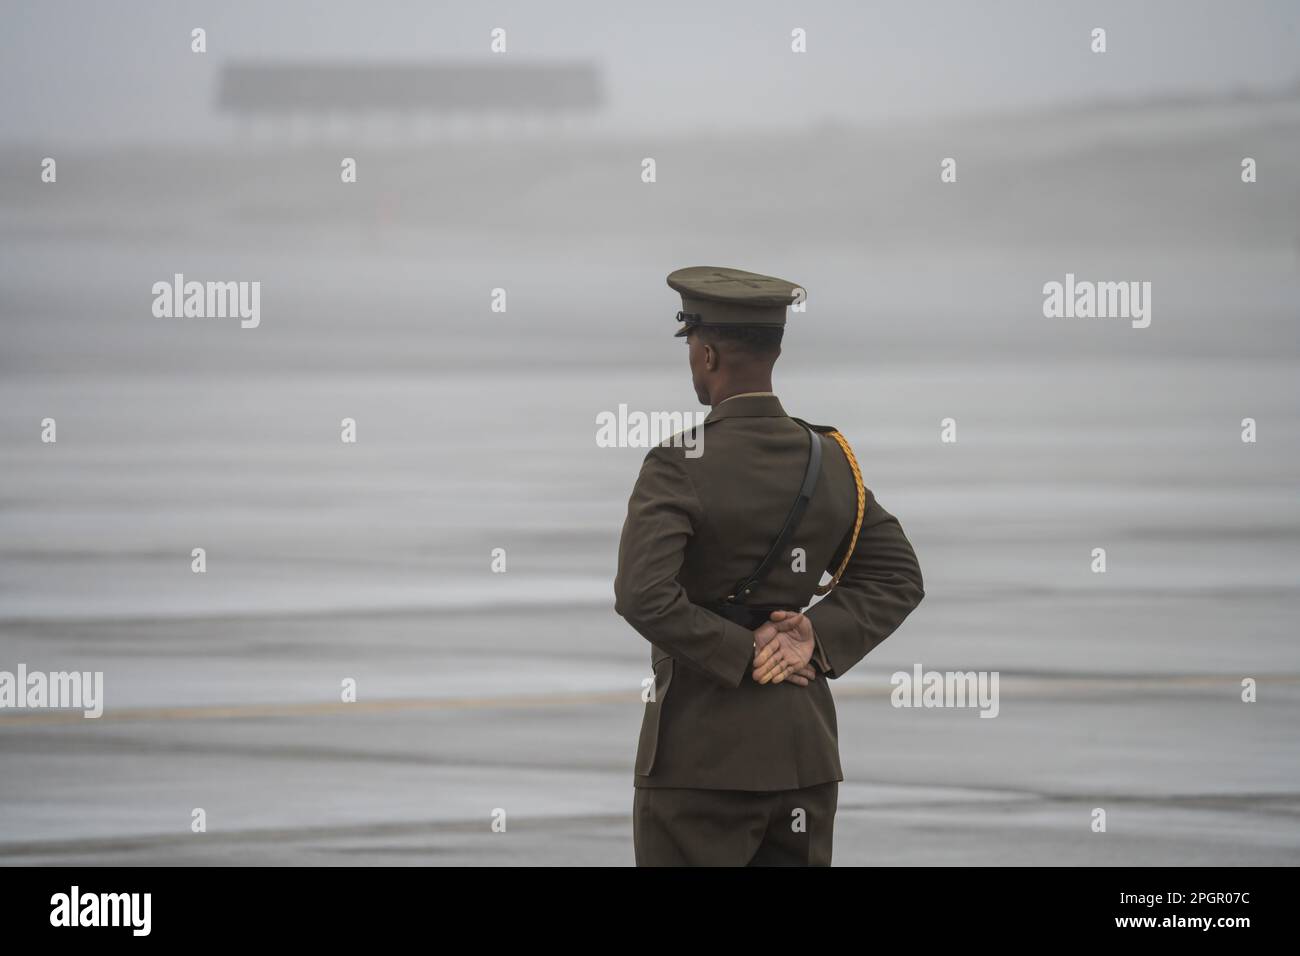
711;380;774;406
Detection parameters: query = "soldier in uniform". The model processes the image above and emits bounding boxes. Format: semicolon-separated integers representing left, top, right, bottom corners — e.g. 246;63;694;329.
614;266;925;866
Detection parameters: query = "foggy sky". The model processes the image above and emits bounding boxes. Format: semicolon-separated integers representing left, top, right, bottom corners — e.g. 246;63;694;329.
1;0;1297;144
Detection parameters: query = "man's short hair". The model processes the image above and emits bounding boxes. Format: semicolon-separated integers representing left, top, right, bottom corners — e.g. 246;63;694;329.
695;324;783;357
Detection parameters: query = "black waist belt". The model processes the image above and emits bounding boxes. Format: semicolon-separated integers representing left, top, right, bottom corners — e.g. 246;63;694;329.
705;422;822;625
702;602;795;631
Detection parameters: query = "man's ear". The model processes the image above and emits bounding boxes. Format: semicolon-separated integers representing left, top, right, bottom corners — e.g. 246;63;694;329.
704;341;717;371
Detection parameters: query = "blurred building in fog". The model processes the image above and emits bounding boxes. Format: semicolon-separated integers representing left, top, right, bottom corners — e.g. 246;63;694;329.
216;60;605;142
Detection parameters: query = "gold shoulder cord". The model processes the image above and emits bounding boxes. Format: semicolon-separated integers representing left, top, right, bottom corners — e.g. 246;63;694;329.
813;430;865;596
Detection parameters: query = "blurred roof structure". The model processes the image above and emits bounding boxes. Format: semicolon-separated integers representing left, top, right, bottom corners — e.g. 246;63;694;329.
217;60;604;114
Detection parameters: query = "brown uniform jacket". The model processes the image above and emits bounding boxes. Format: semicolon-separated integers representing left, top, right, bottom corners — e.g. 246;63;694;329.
614;393;924;791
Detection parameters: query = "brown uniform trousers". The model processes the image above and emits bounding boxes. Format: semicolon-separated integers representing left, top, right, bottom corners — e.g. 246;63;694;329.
634;782;838;866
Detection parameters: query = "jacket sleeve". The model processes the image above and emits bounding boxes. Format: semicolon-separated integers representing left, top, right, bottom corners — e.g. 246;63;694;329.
614;448;756;688
805;487;924;678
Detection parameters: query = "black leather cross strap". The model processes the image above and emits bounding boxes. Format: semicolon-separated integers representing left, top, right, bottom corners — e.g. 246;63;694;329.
723;423;822;604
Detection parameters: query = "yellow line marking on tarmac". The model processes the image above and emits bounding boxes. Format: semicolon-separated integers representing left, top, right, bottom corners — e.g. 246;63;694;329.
1;675;1297;727
0;691;635;726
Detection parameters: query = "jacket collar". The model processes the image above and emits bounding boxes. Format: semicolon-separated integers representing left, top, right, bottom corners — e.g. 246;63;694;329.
704;393;787;424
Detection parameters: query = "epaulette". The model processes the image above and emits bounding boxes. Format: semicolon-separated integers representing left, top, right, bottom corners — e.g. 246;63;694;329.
790;417;838;434
655;421;707;450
